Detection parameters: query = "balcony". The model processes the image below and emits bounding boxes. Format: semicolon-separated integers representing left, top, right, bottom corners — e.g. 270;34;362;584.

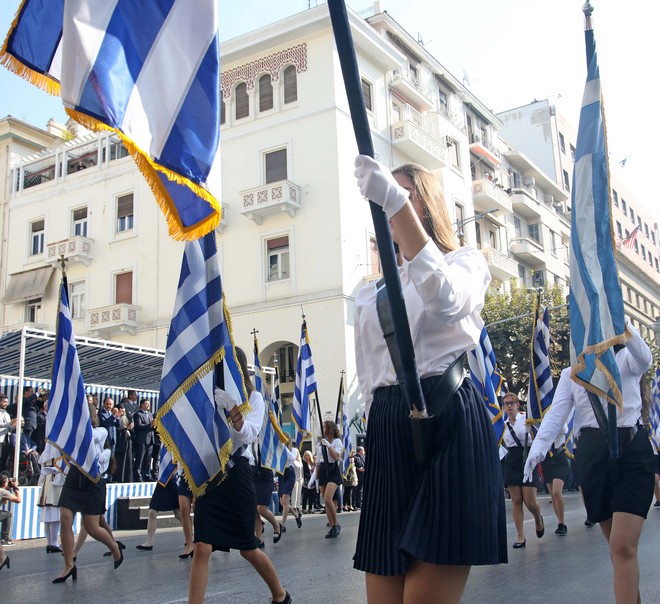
391;112;447;169
46;236;94;267
387;69;434;111
509;237;546;268
481;247;518;281
240;180;301;225
472;179;512;216
468;134;501;168
510;189;542;219
88;303;139;336
215;204;230;234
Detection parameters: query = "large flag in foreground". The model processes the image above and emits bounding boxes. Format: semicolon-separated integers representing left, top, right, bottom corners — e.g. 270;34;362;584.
337;374;352;478
254;336;288;474
649;364;660;454
293;320;317;447
569;13;628;407
47;278;99;480
527;299;555;435
1;0;221;240
468;327;505;443
156;232;248;496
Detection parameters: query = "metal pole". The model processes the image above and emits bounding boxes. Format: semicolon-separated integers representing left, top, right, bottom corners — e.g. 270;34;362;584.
13;324;27;480
485;304;568;329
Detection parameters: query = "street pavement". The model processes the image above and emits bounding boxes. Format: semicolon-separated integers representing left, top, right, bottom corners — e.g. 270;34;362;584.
1;492;659;603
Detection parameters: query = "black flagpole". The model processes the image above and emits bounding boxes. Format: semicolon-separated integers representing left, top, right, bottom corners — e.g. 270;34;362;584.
335;371;345;424
327;0;426;418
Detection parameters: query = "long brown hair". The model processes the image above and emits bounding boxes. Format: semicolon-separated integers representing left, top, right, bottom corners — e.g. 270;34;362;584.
323;420;341;440
392;163;458;253
235;347;254;396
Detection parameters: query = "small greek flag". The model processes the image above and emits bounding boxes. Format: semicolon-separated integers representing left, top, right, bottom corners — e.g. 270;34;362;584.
650;364;660;454
157;447;176;487
1;0;221;240
468;327;505;443
272;365;282;426
293;320;317;447
47;278;99;480
527;300;554;435
564;408;576;459
569;22;628;407
156;232;248;496
337;374;352;478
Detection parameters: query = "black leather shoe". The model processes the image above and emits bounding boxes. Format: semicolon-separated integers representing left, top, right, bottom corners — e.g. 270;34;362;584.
136;544;153;551
512;540;526;549
536;516;545;538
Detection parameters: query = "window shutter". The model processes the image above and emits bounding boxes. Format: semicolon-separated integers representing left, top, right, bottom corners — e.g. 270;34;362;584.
115;272;133;305
259;74;273;111
235;82;249;119
283;66;297;104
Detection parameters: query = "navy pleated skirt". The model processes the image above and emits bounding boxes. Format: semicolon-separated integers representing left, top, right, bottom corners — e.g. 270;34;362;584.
149;479;180;512
353;377;507;575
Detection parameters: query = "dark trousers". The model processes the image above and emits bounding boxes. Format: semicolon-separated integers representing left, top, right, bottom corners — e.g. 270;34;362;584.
134;444;153;480
355;480;364;507
0;508;12;540
302;486;315;511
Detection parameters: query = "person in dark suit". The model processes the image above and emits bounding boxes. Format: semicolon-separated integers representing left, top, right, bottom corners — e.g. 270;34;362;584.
354;446;366;509
133;399;155;482
21;387;39;442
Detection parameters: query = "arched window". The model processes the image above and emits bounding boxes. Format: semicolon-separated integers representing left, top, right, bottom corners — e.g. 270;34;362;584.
283;65;297;104
235;82;249;120
259;74;273;112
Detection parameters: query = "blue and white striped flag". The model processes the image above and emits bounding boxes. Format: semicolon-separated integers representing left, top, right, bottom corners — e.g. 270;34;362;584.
468;327;505;443
157;447;176;487
156;232;248;497
1;0;221;240
528;300;554;435
569;19;628;407
564;408;576;458
47;278;99;480
293;320;317;447
649;364;660;454
254;336;287;474
272;366;282;426
338;374;352;478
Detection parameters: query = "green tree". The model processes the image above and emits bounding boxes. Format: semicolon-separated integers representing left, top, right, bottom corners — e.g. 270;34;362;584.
481;280;570;401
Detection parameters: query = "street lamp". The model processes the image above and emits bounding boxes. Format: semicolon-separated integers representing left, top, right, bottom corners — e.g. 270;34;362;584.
455;208;499;246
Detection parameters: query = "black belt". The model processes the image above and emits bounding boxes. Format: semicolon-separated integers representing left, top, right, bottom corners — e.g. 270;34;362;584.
424;353;466;417
579;425;639;449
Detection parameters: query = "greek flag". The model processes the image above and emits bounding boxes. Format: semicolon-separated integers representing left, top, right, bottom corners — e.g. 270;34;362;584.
156;232;248;497
650;364;660;454
569;21;628;407
293;320;317;447
564;408;576;459
272;365;282;426
468;327;505;443
337;374;352;478
1;0;221;240
157;447;176;487
254;337;287;474
47;278;99;480
527;301;554;435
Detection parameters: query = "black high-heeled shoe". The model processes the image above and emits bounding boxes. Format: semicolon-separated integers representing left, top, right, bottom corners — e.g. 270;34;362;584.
52;565;77;583
104;540;126;556
178;550;194;559
113;547;124;569
0;555;9;571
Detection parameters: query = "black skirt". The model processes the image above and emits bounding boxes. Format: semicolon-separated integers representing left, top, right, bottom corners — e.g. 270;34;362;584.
58;466;106;516
149;479;180;512
177;475;193;499
279;466;295;496
353;377;507;575
194;456;260;552
254;467;275;506
504;447;539;487
540;449;570;484
318;462;341;487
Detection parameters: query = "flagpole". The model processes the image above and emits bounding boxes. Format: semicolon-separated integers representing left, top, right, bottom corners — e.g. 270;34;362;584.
335;371;345;424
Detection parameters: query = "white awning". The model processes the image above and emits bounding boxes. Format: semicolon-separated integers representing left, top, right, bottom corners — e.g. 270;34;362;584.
2;266;54;304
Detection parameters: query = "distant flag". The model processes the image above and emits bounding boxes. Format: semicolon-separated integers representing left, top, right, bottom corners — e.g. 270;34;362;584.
569;6;628;411
527;297;555;436
621;224;641;249
564;408;576;459
468;327;505;443
157;447;176;487
46;277;99;480
156;232;248;497
293;319;317;447
254;335;287;474
272;365;282;426
1;0;221;240
649;364;660;454
337;373;352;478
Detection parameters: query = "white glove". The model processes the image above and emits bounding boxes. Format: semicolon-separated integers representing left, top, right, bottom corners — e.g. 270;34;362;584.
321;438;331;447
214;388;237;412
523;449;544;484
354;155;409;219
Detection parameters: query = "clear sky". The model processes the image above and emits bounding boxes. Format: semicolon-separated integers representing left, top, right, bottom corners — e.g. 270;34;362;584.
1;0;657;219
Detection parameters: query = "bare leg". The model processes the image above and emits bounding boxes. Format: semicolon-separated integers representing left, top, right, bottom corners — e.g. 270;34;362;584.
55;507;76;579
365;573;404;604
404;561;471;604
189;542;212;604
73;520;87;557
280;494;290;527
81;514;120;561
258;504;279;533
179;496;194;556
322;482;338;528
240;548;287;602
140;509;158;547
522;485;543;532
548;479;565;525
508;486;525;543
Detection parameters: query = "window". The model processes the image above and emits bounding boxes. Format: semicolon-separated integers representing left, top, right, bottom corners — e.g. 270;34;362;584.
115;271;133;304
612;190;619;207
559;132;566;153
265;148;287;183
637;216;641;227
655;258;659;272
361;77;373;112
475;223;481;248
454;203;465;228
30;219;45;255
518;264;527;285
70;281;86;319
550;230;558;256
652;231;656;245
72;207;88;237
276;344;296;383
562;169;570;191
569;144;576;162
116;193;134;233
448;138;461;169
267;236;289;282
220;97;225;125
258;74;273;112
488;229;496;249
641;244;646;259
634;239;638;253
283;65;297;104
438;89;447;112
533;270;545;287
529;223;540;243
514;216;522;238
644;223;649;237
629;208;635;223
369;236;381;275
235;82;249;120
616;221;623;240
26;298;42;323
621;198;627;216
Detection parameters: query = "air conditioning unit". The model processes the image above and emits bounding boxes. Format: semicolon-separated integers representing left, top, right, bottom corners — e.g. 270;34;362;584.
544;194;554;204
523;176;536;187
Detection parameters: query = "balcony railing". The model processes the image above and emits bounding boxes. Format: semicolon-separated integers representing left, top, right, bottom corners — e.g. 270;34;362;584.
240;180;301;225
468;133;501;167
472;179;512;215
46;236;94;267
509;237;546;268
88;303;139;336
481;247;518;281
388;68;434;111
391;107;447;169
